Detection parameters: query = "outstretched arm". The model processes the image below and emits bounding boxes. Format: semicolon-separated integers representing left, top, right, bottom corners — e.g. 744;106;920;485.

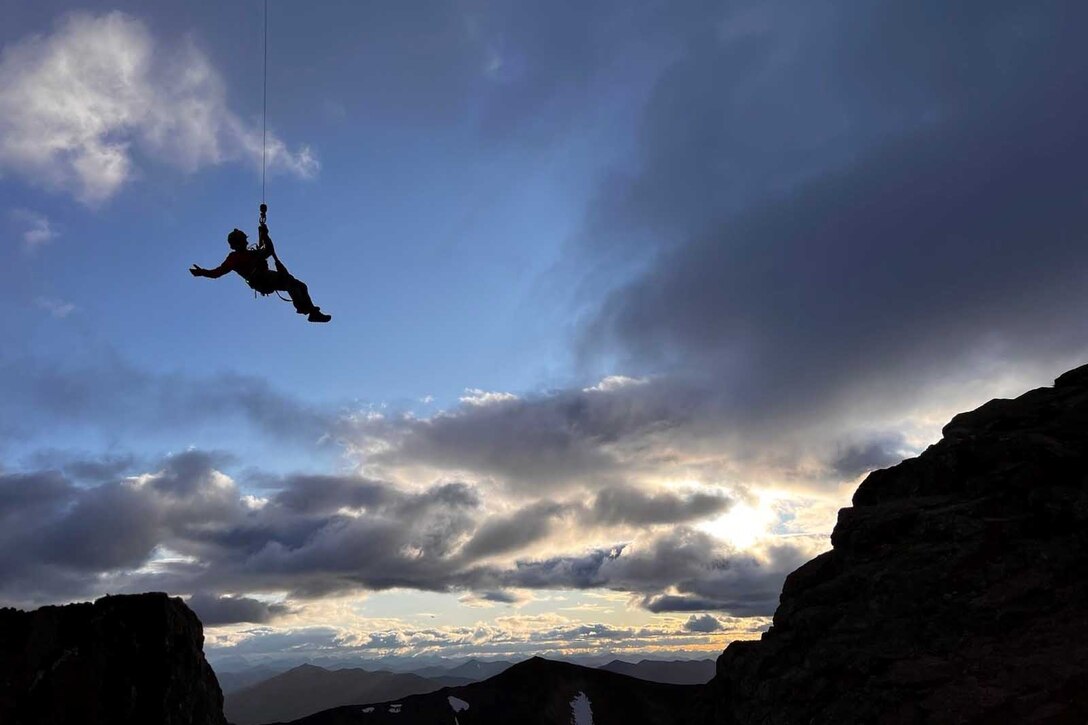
190;255;233;278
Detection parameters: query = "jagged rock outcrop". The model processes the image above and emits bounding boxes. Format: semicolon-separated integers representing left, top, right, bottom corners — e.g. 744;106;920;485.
709;366;1088;724
0;592;227;725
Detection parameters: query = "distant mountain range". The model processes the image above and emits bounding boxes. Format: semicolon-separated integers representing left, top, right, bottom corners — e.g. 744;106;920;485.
598;658;715;685
408;659;515;681
224;664;471;725
271;657;699;724
218;666;284;695
223;657;712;724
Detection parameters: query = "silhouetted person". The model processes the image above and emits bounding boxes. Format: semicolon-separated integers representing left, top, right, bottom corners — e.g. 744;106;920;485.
190;223;331;323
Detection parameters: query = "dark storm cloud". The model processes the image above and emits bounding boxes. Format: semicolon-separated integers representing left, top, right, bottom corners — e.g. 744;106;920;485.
315;5;1088;519
0;451;245;604
579;0;1088;429
500;546;624;590
481;528;808;616
831;433;911;479
40;481;162;571
684;614;725;633
0;455;467;600
272;474;390;515
586;486;732;526
459;589;523;606
360;378;705;490
187;592;291;627
196;479;484;598
149;449;234;496
0;470;73;516
62;454;137;483
461;500;567;558
643;594;777;617
0;452;797;618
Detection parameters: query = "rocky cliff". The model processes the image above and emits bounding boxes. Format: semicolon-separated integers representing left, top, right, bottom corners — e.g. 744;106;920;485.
709;366;1088;724
0;592;227;725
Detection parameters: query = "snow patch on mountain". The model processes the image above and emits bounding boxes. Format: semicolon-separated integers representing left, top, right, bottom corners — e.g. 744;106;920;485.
569;691;593;725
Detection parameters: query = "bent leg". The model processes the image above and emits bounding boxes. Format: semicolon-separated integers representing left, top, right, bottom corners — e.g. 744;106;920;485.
274;272;316;314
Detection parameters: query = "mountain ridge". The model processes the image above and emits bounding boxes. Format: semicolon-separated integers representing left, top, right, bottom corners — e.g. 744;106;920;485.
225;663;466;725
274;656;699;724
707;364;1088;723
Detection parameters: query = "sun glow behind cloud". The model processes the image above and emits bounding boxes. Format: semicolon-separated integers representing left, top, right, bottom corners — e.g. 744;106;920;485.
697;495;780;551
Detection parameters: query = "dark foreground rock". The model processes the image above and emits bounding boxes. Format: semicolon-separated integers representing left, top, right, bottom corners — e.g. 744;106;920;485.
278;656;699;724
0;592;227;725
708;366;1088;724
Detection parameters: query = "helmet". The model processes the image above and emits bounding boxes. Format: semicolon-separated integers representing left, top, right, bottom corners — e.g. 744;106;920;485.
227;228;248;250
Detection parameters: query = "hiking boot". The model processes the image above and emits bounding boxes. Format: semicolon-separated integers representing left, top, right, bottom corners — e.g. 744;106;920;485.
307;308;331;323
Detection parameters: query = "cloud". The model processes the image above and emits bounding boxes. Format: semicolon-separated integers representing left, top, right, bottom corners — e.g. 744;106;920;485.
0;449;805;621
38;480;164;571
575;0;1088;442
205;613;765;668
469;527;815;617
458;590;524;607
0;12;316;204
0;353;332;448
460;389;519;407
61;454;137;483
683;614;724;633
187;592;291;627
208;626;348;661
0;470;74;518
34;297;75;319
0;451;241;603
586;486;732;526
350;376;706;492
10;209;57;249
460;501;566;559
271;474;390;516
830;434;911;479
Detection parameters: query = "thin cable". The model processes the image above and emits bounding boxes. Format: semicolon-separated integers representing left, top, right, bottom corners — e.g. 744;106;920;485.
261;0;268;204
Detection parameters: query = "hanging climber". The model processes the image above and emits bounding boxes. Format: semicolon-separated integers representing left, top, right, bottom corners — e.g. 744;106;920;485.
189;206;331;323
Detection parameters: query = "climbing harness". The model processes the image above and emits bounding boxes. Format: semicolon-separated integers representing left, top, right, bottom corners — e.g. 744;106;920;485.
251;202;292;304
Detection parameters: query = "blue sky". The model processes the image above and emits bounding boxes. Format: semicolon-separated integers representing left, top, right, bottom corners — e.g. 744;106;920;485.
3;0;1088;668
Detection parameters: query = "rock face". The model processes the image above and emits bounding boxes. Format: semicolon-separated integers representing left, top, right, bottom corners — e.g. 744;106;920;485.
709;366;1088;724
0;592;227;725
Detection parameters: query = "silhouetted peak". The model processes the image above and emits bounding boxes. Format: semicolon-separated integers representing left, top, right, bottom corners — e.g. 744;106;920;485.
0;593;227;725
710;365;1088;723
1054;362;1088;388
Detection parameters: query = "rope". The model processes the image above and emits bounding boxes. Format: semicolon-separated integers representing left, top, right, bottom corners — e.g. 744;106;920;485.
257;1;288;308
261;0;268;204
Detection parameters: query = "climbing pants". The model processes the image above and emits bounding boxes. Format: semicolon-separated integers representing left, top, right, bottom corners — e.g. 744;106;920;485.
249;269;316;314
